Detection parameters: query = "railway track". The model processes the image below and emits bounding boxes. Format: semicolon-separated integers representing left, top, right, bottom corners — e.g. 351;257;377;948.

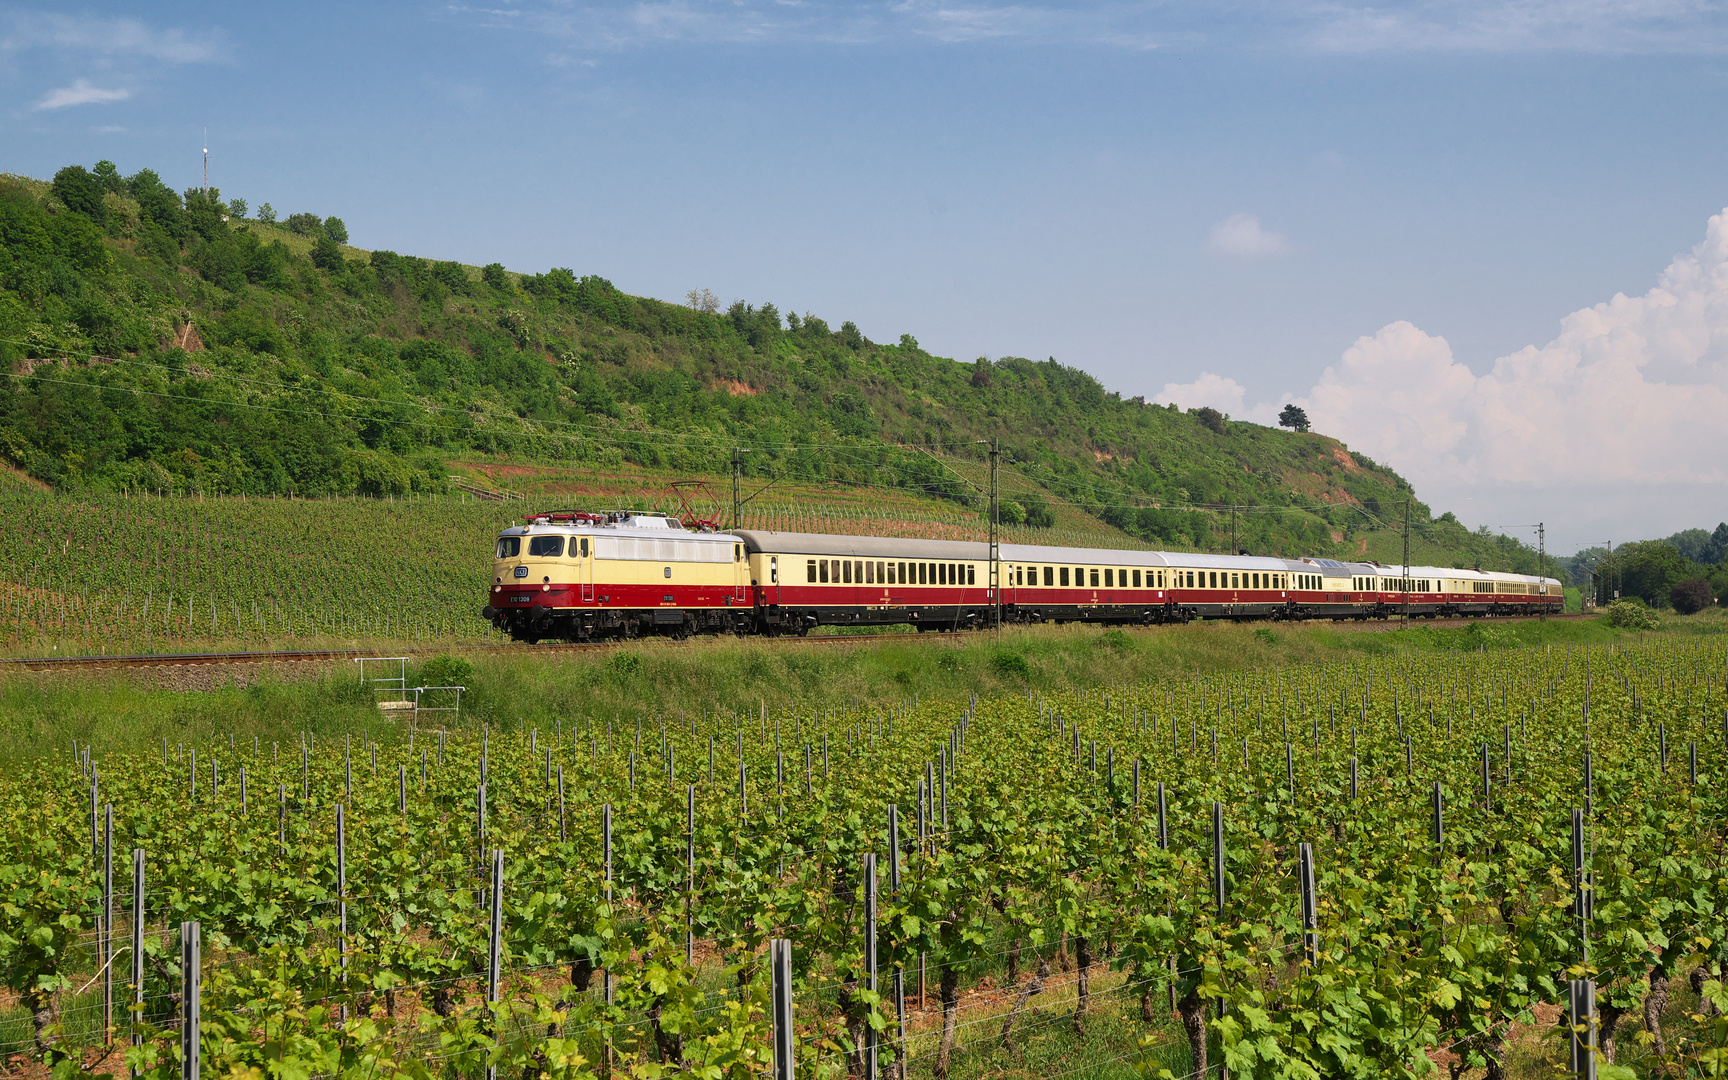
0;611;1588;673
0;632;914;673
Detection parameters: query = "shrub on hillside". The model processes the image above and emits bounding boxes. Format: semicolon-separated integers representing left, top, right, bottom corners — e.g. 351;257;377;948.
1194;407;1227;434
1602;599;1659;630
1671;577;1714;615
285;212;323;236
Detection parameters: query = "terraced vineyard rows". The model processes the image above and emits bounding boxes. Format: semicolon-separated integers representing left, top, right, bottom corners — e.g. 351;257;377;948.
5;638;1727;1077
0;489;1155;655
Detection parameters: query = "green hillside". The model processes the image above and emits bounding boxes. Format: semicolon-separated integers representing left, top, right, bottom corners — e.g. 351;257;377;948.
0;161;1550;573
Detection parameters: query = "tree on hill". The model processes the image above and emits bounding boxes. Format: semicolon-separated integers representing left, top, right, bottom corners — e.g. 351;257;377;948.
1278;404;1310;432
1194;407;1227;435
51;165;107;223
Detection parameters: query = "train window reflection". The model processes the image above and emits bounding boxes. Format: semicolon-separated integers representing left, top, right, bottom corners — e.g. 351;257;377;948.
528;536;564;558
496;537;521;558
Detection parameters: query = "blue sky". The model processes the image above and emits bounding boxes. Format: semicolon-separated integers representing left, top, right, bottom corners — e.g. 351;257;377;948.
6;1;1728;552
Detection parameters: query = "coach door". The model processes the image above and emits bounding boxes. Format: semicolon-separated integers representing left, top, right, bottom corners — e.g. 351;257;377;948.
578;536;595;603
733;543;747;603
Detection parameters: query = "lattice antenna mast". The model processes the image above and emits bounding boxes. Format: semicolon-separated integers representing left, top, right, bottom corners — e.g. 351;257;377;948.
202;130;208;194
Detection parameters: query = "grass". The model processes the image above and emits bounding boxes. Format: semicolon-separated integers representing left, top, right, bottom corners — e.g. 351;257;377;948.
0;615;1686;767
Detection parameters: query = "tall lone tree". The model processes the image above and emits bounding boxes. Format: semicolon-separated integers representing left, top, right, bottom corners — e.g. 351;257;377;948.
1279;404;1311;432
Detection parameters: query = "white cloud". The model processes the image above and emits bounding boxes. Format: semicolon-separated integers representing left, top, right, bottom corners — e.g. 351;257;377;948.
35;77;129;110
1;12;226;63
462;1;1728;54
1206;212;1288;258
1285;206;1728;545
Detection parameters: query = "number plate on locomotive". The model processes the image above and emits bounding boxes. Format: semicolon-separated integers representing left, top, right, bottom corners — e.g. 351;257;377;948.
510;594;533;603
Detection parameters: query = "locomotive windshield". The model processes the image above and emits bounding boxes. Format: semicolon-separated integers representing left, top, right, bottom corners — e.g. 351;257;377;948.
529;536;564;557
496;536;520;558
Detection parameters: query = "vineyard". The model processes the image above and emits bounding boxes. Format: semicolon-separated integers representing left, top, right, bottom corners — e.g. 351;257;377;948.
4;635;1728;1077
0;487;1163;656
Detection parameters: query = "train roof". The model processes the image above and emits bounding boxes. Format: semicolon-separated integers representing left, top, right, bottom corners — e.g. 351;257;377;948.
730;531;989;560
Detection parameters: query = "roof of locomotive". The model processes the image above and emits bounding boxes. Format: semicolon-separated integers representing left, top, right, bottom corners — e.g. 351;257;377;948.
499;512;736;543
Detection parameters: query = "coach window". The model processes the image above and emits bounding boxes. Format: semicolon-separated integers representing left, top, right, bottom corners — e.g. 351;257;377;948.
856;560;864;582
865;561;874;584
1102;569;1111;588
1058;567;1069;587
915;563;924;585
1084;568;1095;588
968;565;977;585
843;561;852;584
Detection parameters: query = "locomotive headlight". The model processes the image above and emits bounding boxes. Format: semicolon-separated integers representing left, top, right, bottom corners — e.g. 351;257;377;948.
493;585;500;593
542;584;550;592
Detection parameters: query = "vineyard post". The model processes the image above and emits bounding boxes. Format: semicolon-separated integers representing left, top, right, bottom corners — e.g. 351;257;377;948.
740;762;748;821
278;785;285;847
486;849;504;1080
1350;757;1358;801
1156;783;1168;849
337;803;348;1023
1480;745;1490;810
1584;752;1594;817
89;769;99;879
1431;783;1443;854
863;852;879;1079
1297;842;1317;968
603;804;613;1007
189;749;196;806
130;849;143;1070
180;921;200;1080
1572;809;1589;964
1568;979;1597;1080
888;804;906;1080
686;784;695;965
240;768;247;813
1133;759;1140;808
558;767;566;842
771;938;795;1080
1285;743;1294;802
824;734;830;778
1211;801;1224;913
301;739;308;799
103;803;113;1042
1690;742;1697;786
